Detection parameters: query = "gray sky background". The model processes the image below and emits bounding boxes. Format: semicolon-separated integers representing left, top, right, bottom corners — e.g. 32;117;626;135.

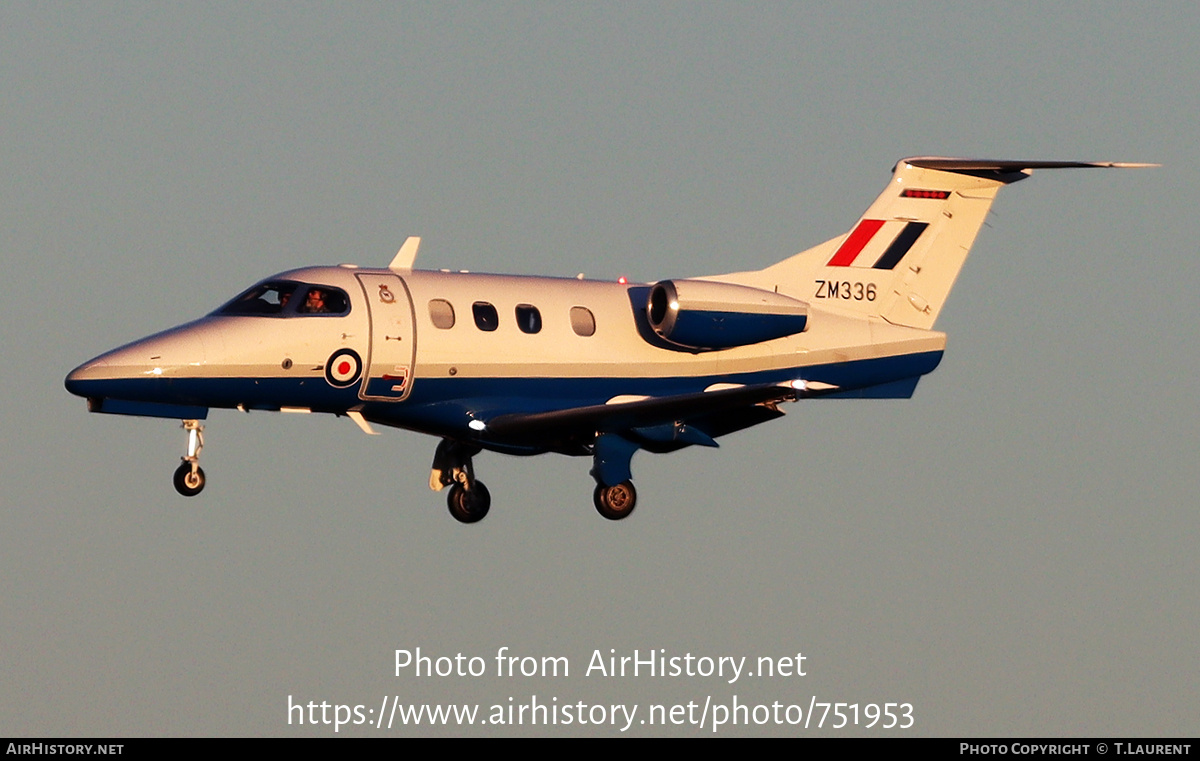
2;2;1196;736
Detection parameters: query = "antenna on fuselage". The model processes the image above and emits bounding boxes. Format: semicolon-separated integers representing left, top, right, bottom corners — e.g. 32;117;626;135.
389;236;421;272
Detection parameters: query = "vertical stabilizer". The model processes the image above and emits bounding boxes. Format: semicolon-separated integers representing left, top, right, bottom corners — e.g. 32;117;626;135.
712;158;1154;330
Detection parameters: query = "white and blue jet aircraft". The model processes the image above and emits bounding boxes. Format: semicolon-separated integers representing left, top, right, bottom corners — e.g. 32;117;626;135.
66;157;1150;523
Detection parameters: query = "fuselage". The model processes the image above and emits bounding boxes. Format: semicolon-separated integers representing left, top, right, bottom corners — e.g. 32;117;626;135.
62;157;1144;518
65;264;944;455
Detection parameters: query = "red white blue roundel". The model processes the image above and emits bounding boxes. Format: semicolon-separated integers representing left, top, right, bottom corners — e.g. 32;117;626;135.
325;349;362;388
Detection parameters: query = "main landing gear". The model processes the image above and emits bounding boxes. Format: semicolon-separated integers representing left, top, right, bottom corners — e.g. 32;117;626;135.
589;433;638;521
430;439;490;523
428;434;643;523
173;419;206;496
447;481;491;524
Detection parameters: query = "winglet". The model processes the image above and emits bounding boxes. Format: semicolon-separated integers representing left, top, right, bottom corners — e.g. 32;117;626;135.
389;236;421;271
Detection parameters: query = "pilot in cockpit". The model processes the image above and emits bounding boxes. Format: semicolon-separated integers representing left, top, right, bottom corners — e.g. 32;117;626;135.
300;288;329;314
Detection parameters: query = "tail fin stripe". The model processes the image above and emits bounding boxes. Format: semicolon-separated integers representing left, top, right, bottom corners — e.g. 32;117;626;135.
826;219;885;267
872;221;929;270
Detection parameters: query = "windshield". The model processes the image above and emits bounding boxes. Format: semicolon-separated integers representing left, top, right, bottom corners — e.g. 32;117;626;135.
216;281;300;315
215;281;350;317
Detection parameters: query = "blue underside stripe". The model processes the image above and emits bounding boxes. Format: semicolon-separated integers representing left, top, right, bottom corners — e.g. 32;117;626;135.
71;350;943;431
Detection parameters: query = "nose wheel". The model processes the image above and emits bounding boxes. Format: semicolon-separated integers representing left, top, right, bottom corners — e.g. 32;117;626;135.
173;419;206;497
174;462;206;496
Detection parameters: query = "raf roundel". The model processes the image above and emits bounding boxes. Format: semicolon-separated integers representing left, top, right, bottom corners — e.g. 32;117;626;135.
324;349;362;388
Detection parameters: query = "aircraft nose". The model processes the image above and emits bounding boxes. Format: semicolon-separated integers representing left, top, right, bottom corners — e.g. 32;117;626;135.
64;322;210;399
64;360;100;397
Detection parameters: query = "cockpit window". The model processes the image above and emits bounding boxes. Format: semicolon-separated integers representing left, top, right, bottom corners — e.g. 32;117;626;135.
216;281;350;317
217;281;301;315
297;286;349;315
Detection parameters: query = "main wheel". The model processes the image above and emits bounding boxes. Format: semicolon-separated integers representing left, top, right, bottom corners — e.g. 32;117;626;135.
447;481;491;523
593;481;637;520
173;462;206;497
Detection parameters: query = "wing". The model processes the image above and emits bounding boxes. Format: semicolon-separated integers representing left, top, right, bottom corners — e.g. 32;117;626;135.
483;380;837;452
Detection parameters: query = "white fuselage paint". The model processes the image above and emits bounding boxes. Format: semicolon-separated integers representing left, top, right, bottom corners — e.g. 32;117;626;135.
69;265;944;395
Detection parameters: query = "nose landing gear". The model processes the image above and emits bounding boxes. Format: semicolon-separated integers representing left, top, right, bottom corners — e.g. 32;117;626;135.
173;419;206;497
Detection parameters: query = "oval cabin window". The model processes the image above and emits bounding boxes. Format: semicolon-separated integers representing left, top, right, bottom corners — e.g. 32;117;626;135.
473;302;499;332
515;304;542;334
429;299;455;329
569;306;596;337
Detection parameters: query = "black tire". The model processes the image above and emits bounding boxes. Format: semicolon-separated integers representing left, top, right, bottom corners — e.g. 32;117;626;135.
173;462;206;497
593;481;637;520
447;481;491;523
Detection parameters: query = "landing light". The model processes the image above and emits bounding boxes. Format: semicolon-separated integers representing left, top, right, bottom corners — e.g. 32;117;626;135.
468;419;487;432
790;379;807;391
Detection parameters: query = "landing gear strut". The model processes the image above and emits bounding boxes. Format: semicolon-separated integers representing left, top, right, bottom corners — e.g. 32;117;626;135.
430;439;490;523
590;433;639;520
173;419;206;496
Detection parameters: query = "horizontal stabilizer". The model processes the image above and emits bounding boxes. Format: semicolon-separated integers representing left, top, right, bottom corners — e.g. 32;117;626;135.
902;157;1158;183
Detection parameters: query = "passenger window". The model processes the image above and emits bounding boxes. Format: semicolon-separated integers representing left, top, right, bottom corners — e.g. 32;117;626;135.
429;299;455;329
473;302;499;332
570;306;596;337
515;304;541;334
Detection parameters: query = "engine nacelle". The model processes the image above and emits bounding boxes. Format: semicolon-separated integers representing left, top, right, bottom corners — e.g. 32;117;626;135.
646;279;809;351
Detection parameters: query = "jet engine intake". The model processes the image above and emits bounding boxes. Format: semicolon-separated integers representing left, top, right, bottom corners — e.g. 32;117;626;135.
646;279;809;351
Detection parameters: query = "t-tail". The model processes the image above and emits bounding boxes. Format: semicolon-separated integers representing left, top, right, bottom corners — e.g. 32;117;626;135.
714;157;1156;330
